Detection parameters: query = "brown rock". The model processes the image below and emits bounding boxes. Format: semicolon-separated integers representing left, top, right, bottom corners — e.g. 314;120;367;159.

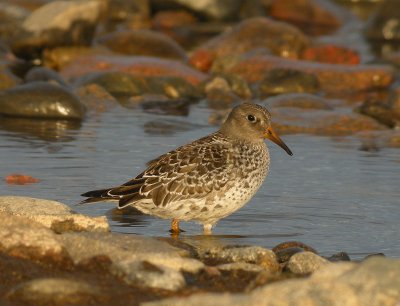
60;55;207;85
270;0;341;31
301;45;360;65
226;54;394;92
191;17;310;69
96;29;188;61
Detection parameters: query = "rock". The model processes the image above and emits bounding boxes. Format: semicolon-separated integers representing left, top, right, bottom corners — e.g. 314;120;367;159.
328;252;351;262
204;77;241;108
286;251;329;275
265;93;334;110
0;63;21;90
0;196;109;233
357;91;400;128
106;0;150;30
75;83;119;112
258;68;320;97
25;66;68;86
96;29;188;61
272;241;318;264
198;246;280;273
150;0;243;21
0;2;29;42
217;262;264;273
60;55;207;85
145;257;400;306
0;211;65;260
115;260;186;291
151;10;198;48
5;174;40;185
7;278;101;305
0;81;86;119
11;0;105;60
58;231;204;290
365;0;400;41
225;54;394;92
74;71;149;98
42;46;112;70
301;45;360;65
190;17;310;70
269;0;341;32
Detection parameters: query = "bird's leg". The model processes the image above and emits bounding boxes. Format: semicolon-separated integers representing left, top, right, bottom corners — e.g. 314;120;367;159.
169;219;182;234
203;223;213;235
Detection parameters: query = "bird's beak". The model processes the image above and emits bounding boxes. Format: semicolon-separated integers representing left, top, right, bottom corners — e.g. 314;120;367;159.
264;127;293;156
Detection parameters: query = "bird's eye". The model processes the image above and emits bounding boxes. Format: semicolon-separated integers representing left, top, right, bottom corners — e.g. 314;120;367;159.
247;114;256;122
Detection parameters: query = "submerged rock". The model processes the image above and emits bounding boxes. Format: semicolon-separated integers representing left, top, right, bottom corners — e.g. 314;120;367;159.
0;81;85;119
24;66;68;86
365;0;400;41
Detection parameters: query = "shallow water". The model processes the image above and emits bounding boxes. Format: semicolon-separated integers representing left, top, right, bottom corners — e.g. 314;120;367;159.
1;103;399;258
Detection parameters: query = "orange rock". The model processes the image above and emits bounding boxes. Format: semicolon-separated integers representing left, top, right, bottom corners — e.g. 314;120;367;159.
60;55;208;85
189;50;215;72
270;0;341;30
226;54;394;92
302;45;360;65
5;174;40;185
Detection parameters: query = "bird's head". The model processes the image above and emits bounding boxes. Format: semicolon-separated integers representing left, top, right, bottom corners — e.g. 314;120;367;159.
220;103;293;156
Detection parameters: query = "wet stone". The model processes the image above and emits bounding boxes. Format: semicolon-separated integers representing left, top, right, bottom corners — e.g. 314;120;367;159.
269;0;342;32
216;262;264;273
301;45;360;65
191;17;310;68
96;29;188;61
327;252;351;262
11;0;104;60
0;196;109;233
258;68;320;97
264;93;334;110
365;0;400;41
286;251;329;275
0;81;86;120
25;66;68;86
357;96;400;128
74;71;149;98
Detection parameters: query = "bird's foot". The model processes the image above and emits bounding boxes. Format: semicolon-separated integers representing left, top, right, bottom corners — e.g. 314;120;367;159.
203;223;213;235
169;219;185;235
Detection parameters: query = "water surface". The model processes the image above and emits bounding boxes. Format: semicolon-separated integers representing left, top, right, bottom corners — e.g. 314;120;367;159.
1;103;399;258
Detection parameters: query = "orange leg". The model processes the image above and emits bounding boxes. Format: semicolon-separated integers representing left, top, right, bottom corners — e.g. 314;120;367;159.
170;219;181;234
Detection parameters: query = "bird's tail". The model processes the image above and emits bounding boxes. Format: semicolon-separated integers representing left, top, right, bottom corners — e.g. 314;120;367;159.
79;188;117;204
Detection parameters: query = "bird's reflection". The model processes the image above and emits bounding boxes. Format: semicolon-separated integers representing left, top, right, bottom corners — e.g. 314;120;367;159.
0;116;81;142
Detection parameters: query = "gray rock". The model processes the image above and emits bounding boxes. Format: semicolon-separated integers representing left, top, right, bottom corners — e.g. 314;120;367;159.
25;66;68;87
115;260;186;291
0;82;86;119
199;245;280;273
59;232;204;290
217;262;264;273
0;196;109;233
287;251;329;275
0;211;64;258
11;0;105;59
6;278;101;304
145;257;400;306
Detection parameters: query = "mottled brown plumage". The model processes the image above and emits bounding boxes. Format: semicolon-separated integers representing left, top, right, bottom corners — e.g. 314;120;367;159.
81;103;292;233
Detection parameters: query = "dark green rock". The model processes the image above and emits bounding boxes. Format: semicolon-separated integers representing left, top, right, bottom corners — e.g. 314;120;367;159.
0;81;85;120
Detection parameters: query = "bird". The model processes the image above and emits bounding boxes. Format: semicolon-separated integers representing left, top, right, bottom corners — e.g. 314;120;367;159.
81;103;293;234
